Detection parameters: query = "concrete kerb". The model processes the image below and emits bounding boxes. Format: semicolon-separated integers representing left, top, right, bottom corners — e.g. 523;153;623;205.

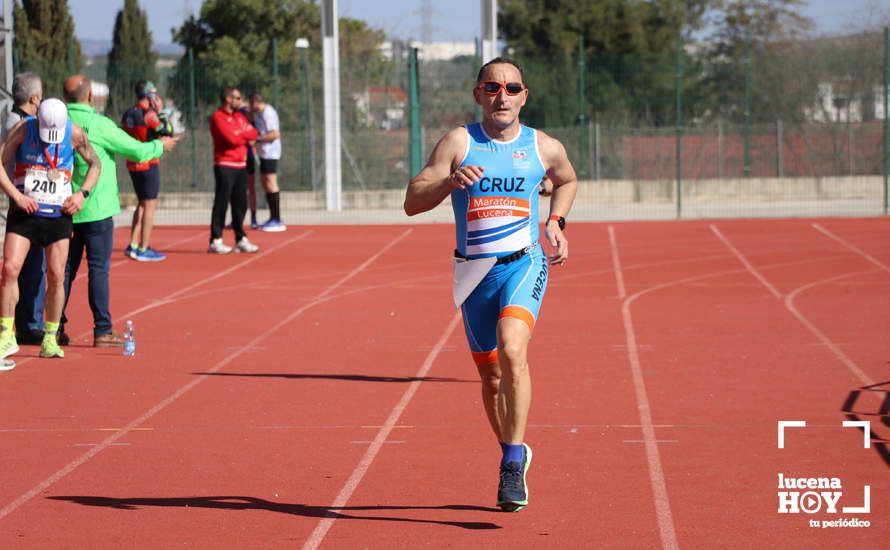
1;175;886;238
127;175;886;225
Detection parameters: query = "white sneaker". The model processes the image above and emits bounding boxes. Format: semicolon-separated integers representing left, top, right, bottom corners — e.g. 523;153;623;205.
259;219;287;232
208;238;232;254
235;238;259;253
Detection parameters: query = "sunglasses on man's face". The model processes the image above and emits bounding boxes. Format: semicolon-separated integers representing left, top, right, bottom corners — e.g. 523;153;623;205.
477;81;525;95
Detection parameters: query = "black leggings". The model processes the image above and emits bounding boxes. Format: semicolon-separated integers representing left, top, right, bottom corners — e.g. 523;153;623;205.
210;165;247;242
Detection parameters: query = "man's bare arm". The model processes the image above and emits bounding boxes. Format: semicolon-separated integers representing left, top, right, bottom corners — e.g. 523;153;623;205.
72;125;100;193
0;122;37;213
538;132;578;265
61;125;101;216
0;119;26;169
405;127;480;216
259;128;280;142
0;121;26;191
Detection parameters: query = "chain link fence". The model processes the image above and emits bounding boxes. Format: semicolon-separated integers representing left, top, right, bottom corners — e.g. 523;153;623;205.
9;28;890;221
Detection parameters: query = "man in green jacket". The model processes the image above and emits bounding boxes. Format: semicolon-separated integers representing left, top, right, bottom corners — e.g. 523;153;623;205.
59;75;180;346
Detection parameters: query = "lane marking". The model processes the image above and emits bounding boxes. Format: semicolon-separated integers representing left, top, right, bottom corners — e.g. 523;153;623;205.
301;310;462;550
608;225;679;550
126;231;314;315
785;272;877;387
608;226;626;300
8;229;209;367
812;223;890;274
709;226;781;299
108;230;207;270
710;224;877;388
0;229;411;522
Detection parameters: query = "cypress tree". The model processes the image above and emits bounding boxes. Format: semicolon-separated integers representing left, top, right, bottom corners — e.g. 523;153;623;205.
107;0;157;118
13;0;82;96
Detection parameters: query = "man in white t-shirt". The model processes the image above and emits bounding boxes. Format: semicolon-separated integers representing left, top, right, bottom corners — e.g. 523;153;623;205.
249;93;285;232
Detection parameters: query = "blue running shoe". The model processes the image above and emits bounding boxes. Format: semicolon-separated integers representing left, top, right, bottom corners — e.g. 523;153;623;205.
134;247;166;262
497;443;532;512
124;244;138;259
259;219;287;232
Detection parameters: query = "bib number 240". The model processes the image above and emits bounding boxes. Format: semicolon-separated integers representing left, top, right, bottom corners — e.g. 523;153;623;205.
30;178;57;195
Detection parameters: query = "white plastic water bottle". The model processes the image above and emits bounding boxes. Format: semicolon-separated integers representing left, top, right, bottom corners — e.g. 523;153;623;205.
123;320;136;356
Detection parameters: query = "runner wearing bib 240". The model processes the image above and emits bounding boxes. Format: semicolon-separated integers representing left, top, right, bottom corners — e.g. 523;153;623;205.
0;98;100;366
14;115;75;217
405;57;577;512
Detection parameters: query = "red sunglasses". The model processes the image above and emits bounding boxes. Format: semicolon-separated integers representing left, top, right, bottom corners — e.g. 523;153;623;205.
477;81;525;95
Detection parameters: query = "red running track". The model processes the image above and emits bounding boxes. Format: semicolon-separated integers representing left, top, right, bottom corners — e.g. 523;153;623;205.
0;218;887;548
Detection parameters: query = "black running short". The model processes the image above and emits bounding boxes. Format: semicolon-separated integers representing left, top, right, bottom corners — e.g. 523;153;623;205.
129;164;161;200
5;207;73;247
259;158;278;175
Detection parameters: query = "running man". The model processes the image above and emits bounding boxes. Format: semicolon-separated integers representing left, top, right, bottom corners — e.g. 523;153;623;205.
0;98;100;364
404;57;577;511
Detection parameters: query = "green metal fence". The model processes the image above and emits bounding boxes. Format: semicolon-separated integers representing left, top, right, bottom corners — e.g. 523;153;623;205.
12;27;890;221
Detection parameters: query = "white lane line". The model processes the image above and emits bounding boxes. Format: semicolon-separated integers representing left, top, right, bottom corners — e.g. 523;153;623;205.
109;229;208;269
812;223;890;274
785;272;877;387
608;225;679;550
10;229;211;366
0;228;412;521
127;231;314;315
710;224;877;388
608;226;626;300
710;226;782;299
301;311;462;550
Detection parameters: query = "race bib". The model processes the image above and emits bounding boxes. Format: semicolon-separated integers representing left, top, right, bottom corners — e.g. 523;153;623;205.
23;166;71;206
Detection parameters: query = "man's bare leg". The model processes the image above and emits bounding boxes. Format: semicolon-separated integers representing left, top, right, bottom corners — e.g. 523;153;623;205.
496;317;532;444
477;361;506;441
139;199;157;248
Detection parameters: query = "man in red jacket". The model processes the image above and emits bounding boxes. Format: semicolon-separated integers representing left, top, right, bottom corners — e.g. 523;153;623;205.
208;87;259;254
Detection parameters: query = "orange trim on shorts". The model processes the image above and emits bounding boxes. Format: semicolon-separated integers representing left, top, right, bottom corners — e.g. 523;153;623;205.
472;349;498;366
499;305;535;332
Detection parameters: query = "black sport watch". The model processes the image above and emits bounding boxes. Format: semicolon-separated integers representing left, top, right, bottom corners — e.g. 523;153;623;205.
80;188;90;198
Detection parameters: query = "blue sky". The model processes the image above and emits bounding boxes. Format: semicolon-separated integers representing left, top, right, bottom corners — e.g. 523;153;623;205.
68;0;890;45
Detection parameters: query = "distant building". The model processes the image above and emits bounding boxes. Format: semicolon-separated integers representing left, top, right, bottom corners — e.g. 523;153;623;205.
379;41;476;61
806;82;862;123
90;80;109;114
874;85;888;120
354;86;408;130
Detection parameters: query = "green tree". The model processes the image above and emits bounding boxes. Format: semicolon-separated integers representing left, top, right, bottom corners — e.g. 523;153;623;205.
106;0;158;118
699;0;813;124
499;0;712;126
168;0;388;126
13;0;82;95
